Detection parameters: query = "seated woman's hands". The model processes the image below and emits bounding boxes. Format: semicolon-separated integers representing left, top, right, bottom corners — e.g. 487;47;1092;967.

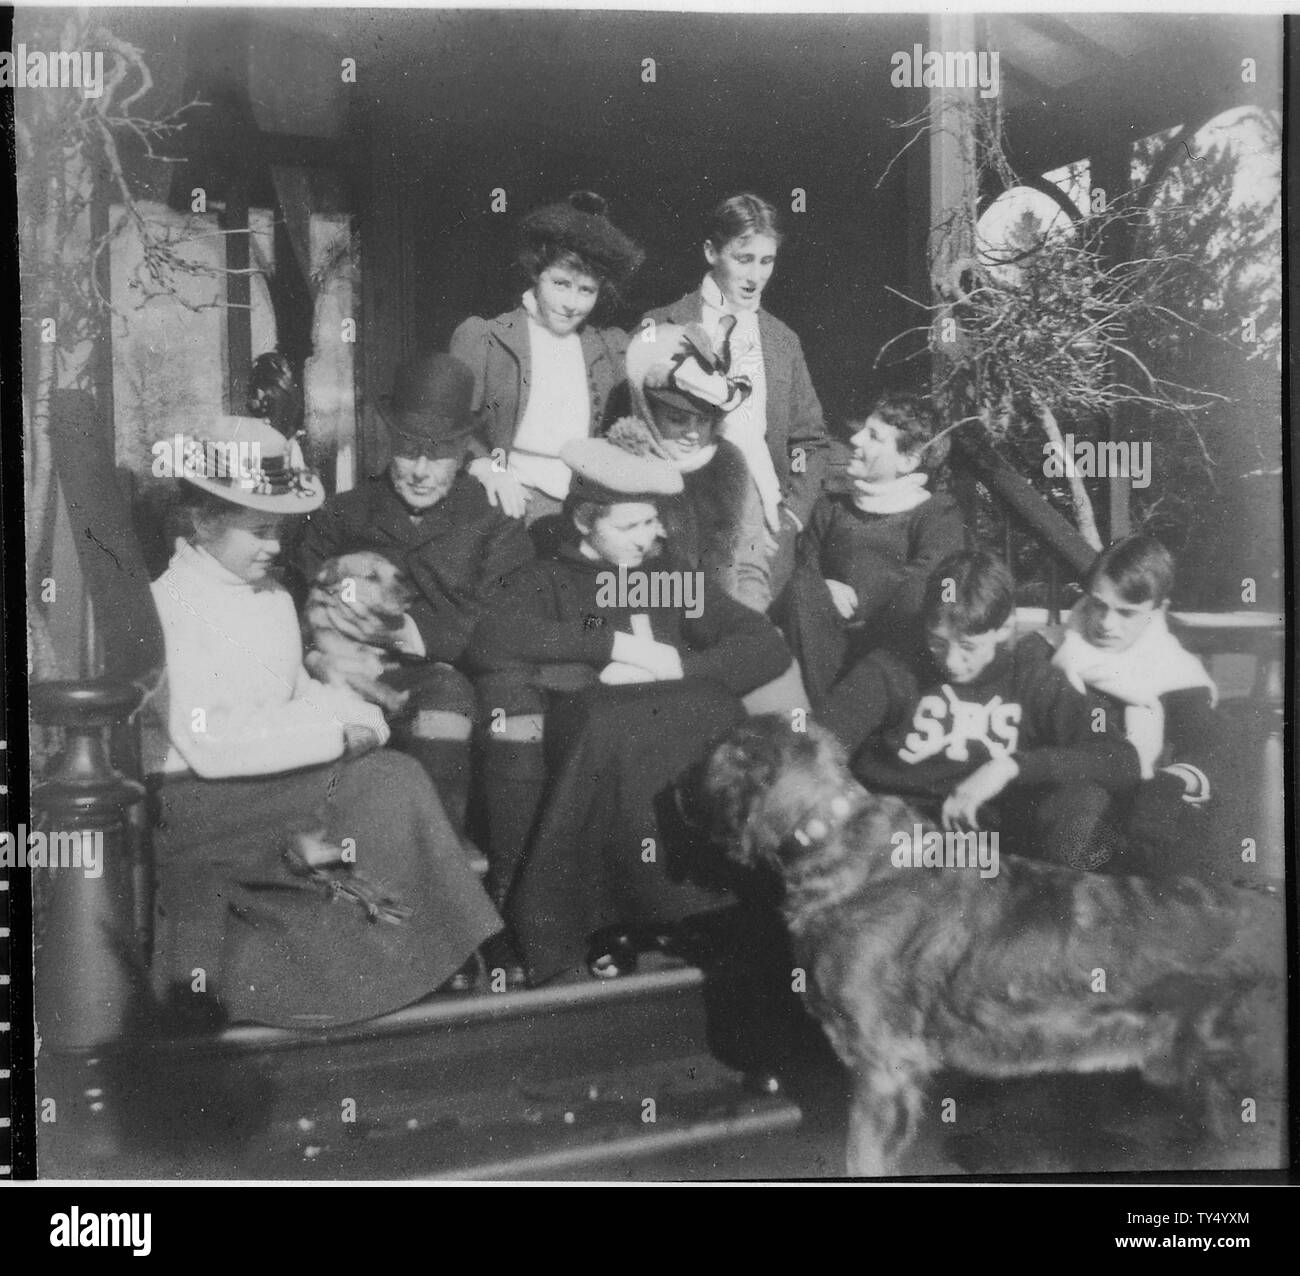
340;699;389;757
468;457;529;520
610;631;685;681
293;828;347;868
825;578;860;621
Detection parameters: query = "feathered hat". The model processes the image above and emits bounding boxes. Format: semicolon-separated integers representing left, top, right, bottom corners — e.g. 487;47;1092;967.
610;321;752;460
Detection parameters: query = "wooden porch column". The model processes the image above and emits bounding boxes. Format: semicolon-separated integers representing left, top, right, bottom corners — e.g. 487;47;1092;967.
1090;143;1133;540
927;12;981;531
927;12;980;293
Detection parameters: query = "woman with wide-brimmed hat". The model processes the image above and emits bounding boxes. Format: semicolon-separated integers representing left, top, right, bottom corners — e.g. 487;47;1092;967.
608;320;771;613
450;191;644;525
468;439;791;985
143;415;501;1028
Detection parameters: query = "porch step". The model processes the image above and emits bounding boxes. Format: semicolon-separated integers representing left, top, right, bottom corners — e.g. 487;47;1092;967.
36;965;808;1180
249;1050;800;1180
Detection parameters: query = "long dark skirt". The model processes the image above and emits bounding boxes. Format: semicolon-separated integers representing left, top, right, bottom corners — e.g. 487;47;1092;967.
150;749;501;1029
507;678;744;984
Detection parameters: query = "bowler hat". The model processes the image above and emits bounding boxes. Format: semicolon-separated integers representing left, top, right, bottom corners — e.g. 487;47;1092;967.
378;353;477;458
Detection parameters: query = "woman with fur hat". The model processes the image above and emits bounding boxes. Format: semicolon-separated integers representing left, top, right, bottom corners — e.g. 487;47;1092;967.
451;191;644;524
144;415;501;1027
469;439;791;985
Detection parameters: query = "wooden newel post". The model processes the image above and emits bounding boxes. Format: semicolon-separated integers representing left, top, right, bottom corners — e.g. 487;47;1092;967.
30;679;145;1049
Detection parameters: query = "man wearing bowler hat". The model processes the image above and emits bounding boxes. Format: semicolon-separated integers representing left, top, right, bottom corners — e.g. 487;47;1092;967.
294;352;536;849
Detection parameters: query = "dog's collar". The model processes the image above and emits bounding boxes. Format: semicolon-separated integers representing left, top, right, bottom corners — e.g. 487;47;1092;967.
787;790;859;848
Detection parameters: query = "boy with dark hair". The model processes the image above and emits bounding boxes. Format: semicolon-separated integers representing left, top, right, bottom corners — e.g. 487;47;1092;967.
820;550;1140;870
1027;533;1221;878
779;391;965;710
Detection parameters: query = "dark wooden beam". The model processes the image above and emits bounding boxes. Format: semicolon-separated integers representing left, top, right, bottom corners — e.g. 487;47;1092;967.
1015;15;1129;74
953;428;1099;577
1016;173;1087;223
1090;143;1134;541
1002;53;1261;181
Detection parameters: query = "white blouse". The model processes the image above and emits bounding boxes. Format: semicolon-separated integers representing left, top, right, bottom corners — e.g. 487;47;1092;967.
145;541;388;778
509;290;591;500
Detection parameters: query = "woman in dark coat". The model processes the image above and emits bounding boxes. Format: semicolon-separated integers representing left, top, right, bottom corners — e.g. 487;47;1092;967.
469;439;791;985
144;416;501;1028
450;191;643;525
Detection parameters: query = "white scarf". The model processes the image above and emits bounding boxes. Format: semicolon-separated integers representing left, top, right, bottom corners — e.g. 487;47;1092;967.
700;275;782;532
1051;601;1218;778
852;471;931;515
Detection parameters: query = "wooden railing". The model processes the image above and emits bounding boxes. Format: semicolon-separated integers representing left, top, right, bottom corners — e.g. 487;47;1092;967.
949;427;1096;619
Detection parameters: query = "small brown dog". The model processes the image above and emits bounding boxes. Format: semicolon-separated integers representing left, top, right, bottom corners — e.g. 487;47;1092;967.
700;716;1284;1177
304;551;416;715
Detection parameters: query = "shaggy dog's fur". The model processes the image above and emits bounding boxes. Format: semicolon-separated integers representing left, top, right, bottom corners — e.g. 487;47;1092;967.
304;551;415;715
699;716;1284;1177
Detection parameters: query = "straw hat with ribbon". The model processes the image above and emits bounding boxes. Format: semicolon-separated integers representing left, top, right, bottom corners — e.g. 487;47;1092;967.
169;414;324;513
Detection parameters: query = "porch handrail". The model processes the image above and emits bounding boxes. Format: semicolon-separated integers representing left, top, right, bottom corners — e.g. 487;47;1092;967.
1014;607;1285;634
950;427;1098;577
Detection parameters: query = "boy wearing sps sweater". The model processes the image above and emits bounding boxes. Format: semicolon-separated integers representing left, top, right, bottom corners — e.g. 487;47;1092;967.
820;550;1141;870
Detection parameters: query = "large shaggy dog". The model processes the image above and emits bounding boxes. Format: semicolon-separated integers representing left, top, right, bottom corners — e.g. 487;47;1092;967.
304;551;416;715
699;716;1284;1177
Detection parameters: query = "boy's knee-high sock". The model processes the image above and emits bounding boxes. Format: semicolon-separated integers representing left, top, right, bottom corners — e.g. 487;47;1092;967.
484;740;548;908
404;737;473;836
